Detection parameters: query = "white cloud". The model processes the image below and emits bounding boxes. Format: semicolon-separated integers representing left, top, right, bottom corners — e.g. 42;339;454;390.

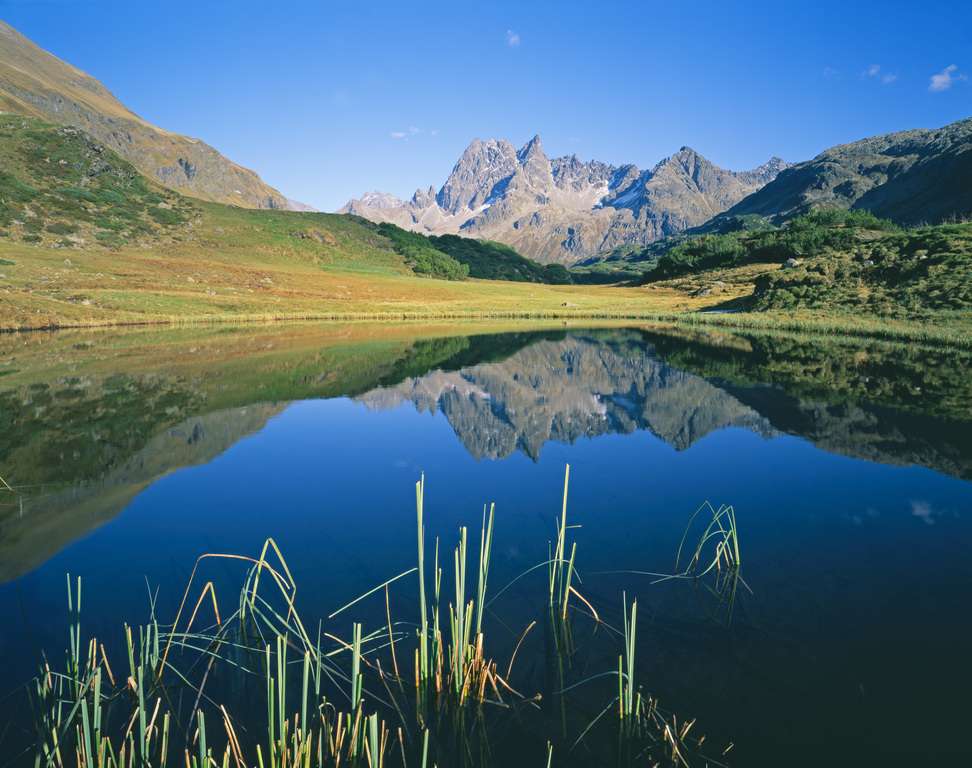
506;29;520;47
391;127;435;141
863;64;896;85
823;66;840;79
929;64;966;92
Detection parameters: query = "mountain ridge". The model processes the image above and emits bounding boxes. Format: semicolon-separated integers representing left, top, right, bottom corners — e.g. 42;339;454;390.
340;135;786;265
718;116;972;225
0;20;308;210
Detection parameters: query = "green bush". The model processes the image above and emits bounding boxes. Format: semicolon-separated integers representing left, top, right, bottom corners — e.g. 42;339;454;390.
752;222;972;315
46;222;78;235
376;223;469;280
430;234;572;284
646;209;902;282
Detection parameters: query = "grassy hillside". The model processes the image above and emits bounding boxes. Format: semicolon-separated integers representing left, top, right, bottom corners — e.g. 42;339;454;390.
719;116;972;226
0;20;290;208
430;234;573;283
0;114;194;248
0;115;719;331
369;223;470;280
634;209;972;318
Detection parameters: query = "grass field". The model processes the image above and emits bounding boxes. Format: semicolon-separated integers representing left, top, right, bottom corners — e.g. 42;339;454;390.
5;235;970;347
0;203;743;330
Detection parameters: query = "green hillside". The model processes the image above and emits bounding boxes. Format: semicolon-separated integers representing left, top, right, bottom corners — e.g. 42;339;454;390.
637;209;972;317
720;116;972;226
430;234;573;283
0;114;573;286
0;114;194;248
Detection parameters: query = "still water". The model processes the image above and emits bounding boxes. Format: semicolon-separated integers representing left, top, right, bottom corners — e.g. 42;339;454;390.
1;322;970;765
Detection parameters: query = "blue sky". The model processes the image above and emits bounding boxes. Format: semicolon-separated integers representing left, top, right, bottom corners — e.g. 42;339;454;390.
4;0;971;210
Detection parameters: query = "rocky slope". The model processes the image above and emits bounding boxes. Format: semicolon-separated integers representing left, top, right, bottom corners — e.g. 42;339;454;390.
720;116;972;225
341;135;786;265
0;21;303;210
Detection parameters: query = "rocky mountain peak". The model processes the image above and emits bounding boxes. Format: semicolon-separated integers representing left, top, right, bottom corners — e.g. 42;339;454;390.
517;134;545;161
660;146;710;177
740;156;790;185
411;185;437;207
513;133;553;192
342;134;786;264
436;138;518;213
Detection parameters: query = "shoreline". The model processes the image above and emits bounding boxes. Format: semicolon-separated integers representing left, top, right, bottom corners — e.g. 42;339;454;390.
2;307;969;349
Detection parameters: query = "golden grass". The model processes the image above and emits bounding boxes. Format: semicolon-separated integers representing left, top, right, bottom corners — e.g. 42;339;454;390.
2;236;969;348
0;239;708;330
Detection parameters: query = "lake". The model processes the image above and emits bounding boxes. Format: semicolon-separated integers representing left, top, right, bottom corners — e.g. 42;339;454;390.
1;321;970;766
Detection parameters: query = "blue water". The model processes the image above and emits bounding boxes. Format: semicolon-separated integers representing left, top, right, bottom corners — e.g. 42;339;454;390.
1;325;970;765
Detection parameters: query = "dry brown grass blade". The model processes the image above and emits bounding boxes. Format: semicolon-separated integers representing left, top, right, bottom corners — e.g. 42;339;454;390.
159;550;289;678
100;643;116;686
384;584;401;682
505;620;537;679
568;586;601;622
185;581;222;635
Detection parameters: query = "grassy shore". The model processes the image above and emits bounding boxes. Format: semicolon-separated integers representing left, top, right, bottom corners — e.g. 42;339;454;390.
2;235;970;348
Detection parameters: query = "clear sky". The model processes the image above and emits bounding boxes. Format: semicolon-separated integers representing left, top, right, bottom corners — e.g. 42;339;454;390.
4;0;970;210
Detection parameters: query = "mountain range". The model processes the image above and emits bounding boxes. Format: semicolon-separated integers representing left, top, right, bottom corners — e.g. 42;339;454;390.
1;19;968;272
341;136;788;264
0;20;308;210
717;116;972;226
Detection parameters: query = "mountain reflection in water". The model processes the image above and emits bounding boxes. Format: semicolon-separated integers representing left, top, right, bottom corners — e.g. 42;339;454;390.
1;323;970;583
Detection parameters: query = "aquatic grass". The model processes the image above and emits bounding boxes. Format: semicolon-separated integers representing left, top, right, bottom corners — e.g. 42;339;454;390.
673;502;742;581
24;470;732;768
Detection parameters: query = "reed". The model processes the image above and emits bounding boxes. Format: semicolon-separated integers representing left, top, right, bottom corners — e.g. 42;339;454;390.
24;470;733;768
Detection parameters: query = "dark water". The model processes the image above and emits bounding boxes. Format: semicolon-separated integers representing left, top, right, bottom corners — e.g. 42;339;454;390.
1;323;971;765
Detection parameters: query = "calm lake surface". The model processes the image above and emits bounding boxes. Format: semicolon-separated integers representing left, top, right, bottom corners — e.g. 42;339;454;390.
1;322;970;766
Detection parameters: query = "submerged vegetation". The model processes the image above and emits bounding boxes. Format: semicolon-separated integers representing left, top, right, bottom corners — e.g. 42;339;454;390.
22;468;741;767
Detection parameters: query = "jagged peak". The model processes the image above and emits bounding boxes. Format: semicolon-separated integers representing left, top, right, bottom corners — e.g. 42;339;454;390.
460;136;515;154
410;185;437;207
526;133;543;146
648;147;704;178
752;156;788;172
517;134;545;161
672;146;708;162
